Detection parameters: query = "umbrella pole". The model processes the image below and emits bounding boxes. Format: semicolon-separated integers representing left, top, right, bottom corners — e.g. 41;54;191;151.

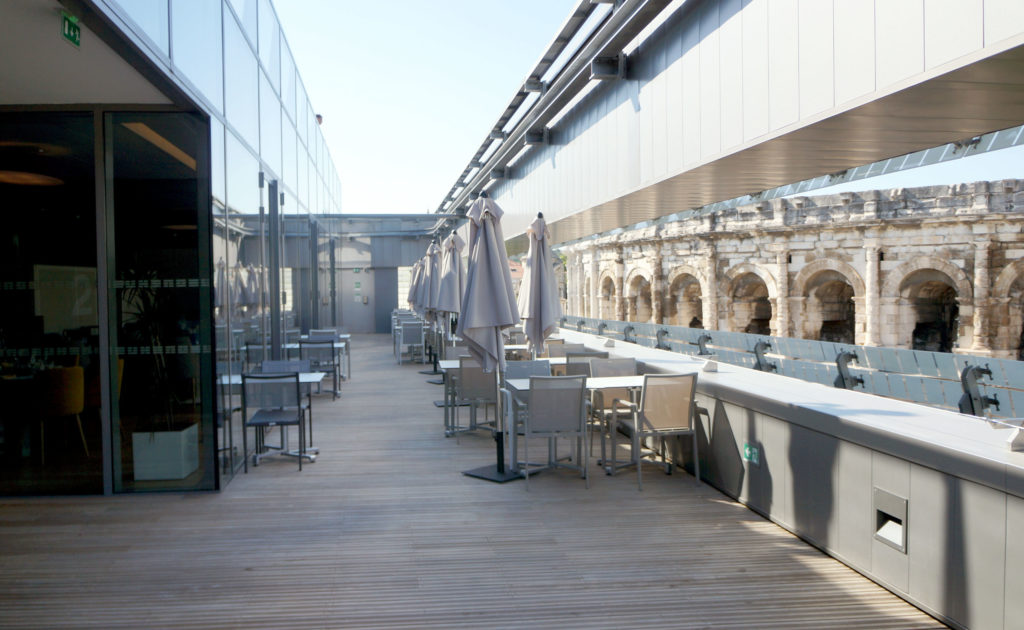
462;350;522;483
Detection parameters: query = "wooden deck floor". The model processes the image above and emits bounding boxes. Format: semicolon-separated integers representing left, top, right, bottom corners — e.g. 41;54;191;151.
0;334;945;629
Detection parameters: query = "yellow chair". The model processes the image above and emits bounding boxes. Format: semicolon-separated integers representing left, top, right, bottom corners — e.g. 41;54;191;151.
36;366;88;464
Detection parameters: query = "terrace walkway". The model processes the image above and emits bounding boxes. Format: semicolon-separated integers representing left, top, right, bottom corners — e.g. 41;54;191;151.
0;334;944;629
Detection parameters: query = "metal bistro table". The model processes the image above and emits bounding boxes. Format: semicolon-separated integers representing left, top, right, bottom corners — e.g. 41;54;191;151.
219;371;326;464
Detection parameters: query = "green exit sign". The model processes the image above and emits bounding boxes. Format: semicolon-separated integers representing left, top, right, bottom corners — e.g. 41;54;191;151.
742;442;760;466
61;11;81;48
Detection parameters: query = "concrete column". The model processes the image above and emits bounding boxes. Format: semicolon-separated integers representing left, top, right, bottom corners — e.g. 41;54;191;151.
615;251;626;321
865;245;881;346
652;244;664;324
703;244;719;330
971;241;992;353
774;250;789;337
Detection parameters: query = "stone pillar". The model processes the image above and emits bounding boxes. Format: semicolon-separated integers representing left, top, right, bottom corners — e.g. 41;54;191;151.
615;250;626;321
570;253;581;317
703;244;719;330
790;297;806;339
864;244;881;346
652;244;664;324
774;250;789;338
971;241;992;354
590;250;600;319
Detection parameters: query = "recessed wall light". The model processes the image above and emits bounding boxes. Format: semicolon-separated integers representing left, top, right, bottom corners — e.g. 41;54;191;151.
0;170;63;186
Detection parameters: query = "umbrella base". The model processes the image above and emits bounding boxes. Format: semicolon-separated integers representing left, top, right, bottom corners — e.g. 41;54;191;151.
426;378;444;385
462;464;523;483
419;368;442;375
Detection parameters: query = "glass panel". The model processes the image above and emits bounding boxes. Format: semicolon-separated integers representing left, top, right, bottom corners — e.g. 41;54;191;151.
108;112;214;492
282;122;296;201
170;0;223;112
225;0;257;44
296;86;307;148
211;118;225;205
114;0;169;55
259;71;282;178
257;0;280;93
297;147;308;208
0;112;101;495
281;43;297;124
224;14;260;152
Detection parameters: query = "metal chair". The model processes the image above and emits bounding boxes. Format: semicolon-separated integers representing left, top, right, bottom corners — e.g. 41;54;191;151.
261;360;317;450
589;358;639;458
520;375;589;489
244;343;270;372
240;372;309;472
395;320;425;364
454;356;498;433
299;339;339;399
606;373;701;489
36;366;88;465
546;343;584;358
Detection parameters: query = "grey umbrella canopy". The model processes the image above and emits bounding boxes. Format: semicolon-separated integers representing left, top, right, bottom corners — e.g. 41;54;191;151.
517;214;562;356
423;241;442;324
407;259;422;310
245;263;261;310
457;196;520;373
436;232;466;338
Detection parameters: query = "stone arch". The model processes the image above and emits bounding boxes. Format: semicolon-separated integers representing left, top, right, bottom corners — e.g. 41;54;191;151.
598;271;616;320
665;265;706;328
881;256;974;351
792;260;864;344
625;268;653;323
723;264;776;335
992;259;1024;358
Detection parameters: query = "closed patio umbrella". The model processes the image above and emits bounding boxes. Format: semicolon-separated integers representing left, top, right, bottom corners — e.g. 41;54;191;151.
245;264;261;311
517;213;561;357
436;231;466;338
458;193;521;483
407;260;422;310
232;262;248;315
215;258;226;315
423;241;442;324
457;194;520;374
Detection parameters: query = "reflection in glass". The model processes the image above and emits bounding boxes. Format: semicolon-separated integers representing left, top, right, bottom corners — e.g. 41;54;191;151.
283;122;297;201
224;14;260;152
297;148;308;209
281;43;297;123
259;72;282;179
109;112;214;492
225;131;260;214
0;113;101;495
170;0;224;112
258;0;281;93
114;0;169;55
211;118;226;205
226;0;258;44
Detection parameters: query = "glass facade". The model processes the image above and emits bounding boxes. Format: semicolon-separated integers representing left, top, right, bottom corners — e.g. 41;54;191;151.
2;0;342;494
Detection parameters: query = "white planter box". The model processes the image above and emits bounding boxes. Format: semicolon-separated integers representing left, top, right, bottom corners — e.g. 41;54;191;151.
132;422;200;481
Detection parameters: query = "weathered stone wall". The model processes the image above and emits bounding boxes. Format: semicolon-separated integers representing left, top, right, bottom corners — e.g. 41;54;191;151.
562;180;1024;359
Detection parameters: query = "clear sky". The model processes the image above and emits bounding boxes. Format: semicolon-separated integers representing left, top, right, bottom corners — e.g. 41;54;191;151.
277;1;1022;214
275;0;578;214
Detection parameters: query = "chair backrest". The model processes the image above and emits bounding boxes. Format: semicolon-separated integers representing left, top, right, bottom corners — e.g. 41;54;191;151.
639;373;697;432
563;361;592;377
261;359;311;373
245;343;269;366
242;372;301;412
566;351;608;362
285;329;302;343
548;343;585;358
299;340;336;367
590;358;637;377
37;366;85;416
508;331;526;345
589;358;639;411
505;360;551;380
309;328;337;338
401;322;424;344
458;357;496;402
527;375;586;433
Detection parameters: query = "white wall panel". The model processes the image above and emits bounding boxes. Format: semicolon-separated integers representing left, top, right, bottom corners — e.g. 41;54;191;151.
651;49;670;180
666;55;684;173
720;0;745;150
742;0;770;141
699;2;722;158
681;16;701;166
797;0;834;118
875;0;924;90
768;0;799;130
834;0;876;106
985;0;1024;46
924;0;983;70
639;57;655;183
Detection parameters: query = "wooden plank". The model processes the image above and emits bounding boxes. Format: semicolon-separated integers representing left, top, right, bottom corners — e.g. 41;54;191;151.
0;334;945;629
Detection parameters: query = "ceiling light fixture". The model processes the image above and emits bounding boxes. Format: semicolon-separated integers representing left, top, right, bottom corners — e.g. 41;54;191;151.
0;170;64;186
121;122;197;171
